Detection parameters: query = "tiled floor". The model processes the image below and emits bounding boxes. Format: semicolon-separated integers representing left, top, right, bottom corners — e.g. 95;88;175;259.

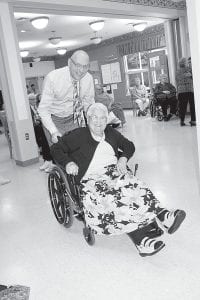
0;111;200;300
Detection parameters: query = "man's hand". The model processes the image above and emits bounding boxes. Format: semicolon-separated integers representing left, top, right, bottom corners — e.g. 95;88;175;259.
117;157;128;175
51;131;62;144
66;162;79;176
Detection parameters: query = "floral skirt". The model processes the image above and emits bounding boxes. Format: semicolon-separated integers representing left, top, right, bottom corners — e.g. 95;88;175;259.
80;165;160;235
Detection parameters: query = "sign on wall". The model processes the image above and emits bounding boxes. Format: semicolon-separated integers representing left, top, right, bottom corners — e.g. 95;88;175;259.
101;62;121;84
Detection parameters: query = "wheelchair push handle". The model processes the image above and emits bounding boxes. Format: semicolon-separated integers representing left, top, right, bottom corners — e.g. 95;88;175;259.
134;163;138;176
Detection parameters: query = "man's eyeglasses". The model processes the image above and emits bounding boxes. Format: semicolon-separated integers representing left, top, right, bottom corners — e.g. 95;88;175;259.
70;57;89;72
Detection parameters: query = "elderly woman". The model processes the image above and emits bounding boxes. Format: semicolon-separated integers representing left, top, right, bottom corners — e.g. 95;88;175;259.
131;77;149;116
51;103;186;257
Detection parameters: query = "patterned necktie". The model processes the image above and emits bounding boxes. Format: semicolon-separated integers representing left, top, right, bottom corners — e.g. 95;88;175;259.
73;81;86;127
31;105;40;124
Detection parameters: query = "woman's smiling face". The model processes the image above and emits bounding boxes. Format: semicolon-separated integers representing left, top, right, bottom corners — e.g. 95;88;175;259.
88;108;107;137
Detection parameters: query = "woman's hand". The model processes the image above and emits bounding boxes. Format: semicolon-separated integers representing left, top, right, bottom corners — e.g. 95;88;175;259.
117;157;128;175
66;162;79;176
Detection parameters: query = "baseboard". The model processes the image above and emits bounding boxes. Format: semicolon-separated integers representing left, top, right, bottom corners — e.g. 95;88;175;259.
15;157;39;167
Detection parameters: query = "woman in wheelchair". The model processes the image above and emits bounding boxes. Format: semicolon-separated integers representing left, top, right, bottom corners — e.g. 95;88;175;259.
51;103;186;257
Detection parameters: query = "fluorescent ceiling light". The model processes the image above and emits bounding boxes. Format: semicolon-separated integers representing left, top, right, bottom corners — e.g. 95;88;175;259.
89;20;104;32
19;41;42;49
31;17;49;29
33;57;41;62
56;48;67;55
90;37;102;44
20;50;29;57
133;22;147;32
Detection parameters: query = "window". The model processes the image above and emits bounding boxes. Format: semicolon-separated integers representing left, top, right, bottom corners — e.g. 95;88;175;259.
124;48;167;91
124;51;149;89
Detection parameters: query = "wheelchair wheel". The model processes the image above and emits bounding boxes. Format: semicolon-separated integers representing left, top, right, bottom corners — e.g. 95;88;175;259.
48;165;74;228
83;227;95;246
157;114;164;121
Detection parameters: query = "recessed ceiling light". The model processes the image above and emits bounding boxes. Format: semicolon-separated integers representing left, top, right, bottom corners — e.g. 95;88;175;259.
49;37;62;45
21;30;26;33
89;20;104;32
20;50;29;57
133;22;147;32
30;17;49;29
56;48;67;55
90;37;102;44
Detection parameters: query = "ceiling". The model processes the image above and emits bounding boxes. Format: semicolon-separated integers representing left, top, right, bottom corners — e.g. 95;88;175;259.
14;12;165;58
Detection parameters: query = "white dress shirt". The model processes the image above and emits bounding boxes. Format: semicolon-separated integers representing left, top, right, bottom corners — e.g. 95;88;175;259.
38;66;95;135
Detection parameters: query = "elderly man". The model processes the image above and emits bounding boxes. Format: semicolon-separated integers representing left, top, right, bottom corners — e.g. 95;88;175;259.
38;50;95;145
154;74;177;121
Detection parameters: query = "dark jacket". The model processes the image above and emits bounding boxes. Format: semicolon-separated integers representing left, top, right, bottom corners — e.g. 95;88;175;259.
154;82;176;99
51;125;135;182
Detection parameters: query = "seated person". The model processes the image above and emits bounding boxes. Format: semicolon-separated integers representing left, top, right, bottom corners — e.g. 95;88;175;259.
154;74;177;121
131;77;149;116
28;93;53;172
95;84;125;127
51;103;186;257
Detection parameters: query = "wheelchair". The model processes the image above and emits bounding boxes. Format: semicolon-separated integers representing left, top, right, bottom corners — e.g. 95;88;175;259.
48;162;139;246
149;94;179;121
149;96;164;121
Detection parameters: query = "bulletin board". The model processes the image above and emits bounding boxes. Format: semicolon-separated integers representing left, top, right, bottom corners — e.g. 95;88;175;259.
101;62;122;84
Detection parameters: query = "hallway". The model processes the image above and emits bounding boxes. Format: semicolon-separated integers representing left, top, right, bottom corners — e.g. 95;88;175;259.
0;111;200;300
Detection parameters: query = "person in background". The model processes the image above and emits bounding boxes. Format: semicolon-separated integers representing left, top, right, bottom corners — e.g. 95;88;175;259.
154;74;177;121
28;93;53;172
26;85;31;95
107;89;126;126
94;84;121;127
30;84;37;95
176;58;196;126
51;103;186;257
38;50;95;145
131;77;150;116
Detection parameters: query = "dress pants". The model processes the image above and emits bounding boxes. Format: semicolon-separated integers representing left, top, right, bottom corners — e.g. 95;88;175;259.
178;92;196;122
34;123;52;161
43;114;79;146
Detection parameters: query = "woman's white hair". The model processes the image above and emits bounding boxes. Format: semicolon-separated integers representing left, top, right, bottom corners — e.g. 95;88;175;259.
87;103;108;118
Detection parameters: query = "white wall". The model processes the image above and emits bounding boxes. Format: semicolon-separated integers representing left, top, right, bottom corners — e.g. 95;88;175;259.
23;60;55;78
186;0;200;173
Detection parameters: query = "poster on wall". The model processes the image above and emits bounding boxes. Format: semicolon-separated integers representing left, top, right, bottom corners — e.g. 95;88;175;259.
101;62;121;84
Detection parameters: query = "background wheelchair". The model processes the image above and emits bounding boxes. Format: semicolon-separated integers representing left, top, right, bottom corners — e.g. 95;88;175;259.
48;162;138;246
149;92;179;121
149;96;164;121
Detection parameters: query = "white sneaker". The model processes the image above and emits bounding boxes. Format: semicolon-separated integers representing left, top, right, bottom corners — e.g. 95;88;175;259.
136;236;165;257
39;161;52;171
159;209;186;234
